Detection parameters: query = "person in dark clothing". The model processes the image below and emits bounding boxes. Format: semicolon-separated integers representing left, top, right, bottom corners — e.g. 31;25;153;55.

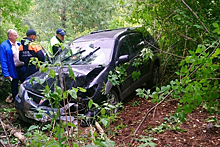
19;29;45;77
0;29;27;102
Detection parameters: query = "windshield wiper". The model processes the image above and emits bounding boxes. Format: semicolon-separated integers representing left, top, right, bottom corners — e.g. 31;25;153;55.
71;47;100;65
61;49;86;62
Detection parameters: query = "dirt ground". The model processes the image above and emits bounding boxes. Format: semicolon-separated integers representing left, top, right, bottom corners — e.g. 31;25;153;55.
0;94;220;147
111;94;220;146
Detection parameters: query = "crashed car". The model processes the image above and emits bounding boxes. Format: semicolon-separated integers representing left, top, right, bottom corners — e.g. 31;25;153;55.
15;27;160;123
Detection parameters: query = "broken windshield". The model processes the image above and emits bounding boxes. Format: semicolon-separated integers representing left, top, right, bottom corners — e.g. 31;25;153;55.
55;39;114;66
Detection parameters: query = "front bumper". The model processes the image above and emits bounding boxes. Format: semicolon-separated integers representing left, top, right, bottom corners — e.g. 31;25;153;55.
15;90;76;123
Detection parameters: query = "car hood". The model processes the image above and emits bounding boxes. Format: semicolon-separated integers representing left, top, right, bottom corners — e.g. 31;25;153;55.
23;65;105;94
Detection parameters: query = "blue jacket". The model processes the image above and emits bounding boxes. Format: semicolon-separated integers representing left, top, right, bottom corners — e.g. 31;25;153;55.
0;39;20;78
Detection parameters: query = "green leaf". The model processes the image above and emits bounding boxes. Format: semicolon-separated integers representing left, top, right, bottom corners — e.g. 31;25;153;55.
68;88;78;99
41;67;49;73
132;71;141;81
35;113;43;119
63;91;68;99
29;77;35;85
193;25;202;29
195;47;203;54
136;88;146;98
28;125;39;131
50;69;55;78
68;65;76;81
211;48;220;58
61;137;67;143
44;85;50;95
88;99;93;109
42;127;47;131
78;87;86;93
55;86;62;96
101;108;106;115
213;22;219;28
100;118;109;127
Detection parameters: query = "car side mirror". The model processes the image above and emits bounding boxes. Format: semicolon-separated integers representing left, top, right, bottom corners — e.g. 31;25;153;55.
116;55;129;66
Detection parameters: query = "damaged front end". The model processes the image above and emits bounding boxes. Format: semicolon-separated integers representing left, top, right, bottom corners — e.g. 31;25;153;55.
15;83;79;123
15;64;108;123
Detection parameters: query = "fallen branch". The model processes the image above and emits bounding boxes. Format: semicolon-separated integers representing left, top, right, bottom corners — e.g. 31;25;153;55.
0;118;10;146
90;125;96;145
5;93;13;103
0;141;6;147
95;121;110;141
129;90;172;144
0;119;27;145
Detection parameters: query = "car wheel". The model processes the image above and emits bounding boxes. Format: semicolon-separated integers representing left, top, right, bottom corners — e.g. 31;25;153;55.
107;89;120;114
147;64;160;89
17;109;34;124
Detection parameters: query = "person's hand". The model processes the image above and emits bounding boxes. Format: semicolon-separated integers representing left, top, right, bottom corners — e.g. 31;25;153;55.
6;76;13;82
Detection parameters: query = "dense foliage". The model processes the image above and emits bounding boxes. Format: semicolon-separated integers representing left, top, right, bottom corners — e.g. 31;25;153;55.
0;0;31;42
131;0;220;116
23;0;122;42
0;0;219;146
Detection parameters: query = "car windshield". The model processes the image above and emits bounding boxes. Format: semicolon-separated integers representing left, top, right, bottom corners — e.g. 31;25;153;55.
54;39;114;66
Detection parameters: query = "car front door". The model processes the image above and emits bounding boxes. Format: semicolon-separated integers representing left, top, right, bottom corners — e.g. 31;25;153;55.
128;33;152;90
118;33;152;99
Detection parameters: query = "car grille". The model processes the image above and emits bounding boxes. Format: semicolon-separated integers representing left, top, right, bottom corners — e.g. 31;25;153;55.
27;90;44;104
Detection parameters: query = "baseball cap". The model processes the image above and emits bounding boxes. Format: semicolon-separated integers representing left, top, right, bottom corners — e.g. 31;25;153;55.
56;29;66;36
26;29;36;36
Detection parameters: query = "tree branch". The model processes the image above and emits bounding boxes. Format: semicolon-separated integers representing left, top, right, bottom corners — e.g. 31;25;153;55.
189;42;220;77
0;118;10;146
0;119;27;145
130;90;173;144
181;0;210;34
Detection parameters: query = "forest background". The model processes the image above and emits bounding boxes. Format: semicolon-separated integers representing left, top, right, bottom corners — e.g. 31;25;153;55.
1;0;219;110
0;0;219;146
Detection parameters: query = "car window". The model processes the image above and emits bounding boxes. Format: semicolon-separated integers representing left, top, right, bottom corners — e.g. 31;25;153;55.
118;36;132;57
144;33;158;51
55;39;114;66
129;33;145;54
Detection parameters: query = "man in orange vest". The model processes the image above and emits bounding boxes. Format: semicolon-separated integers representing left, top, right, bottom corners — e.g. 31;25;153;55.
19;29;45;77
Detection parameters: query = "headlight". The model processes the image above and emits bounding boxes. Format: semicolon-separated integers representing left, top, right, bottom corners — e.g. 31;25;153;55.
18;84;25;98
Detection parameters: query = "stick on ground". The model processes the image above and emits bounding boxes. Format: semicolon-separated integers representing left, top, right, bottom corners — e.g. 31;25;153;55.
0;119;27;145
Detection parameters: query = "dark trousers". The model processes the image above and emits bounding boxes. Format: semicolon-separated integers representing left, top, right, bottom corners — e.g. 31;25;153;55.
11;66;27;99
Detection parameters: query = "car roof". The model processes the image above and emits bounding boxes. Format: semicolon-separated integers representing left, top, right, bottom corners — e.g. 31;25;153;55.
73;27;138;42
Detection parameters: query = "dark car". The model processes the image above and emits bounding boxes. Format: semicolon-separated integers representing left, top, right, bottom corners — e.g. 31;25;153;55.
15;27;160;123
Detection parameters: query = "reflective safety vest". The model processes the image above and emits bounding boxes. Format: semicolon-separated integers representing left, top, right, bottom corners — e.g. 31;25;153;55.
47;36;61;58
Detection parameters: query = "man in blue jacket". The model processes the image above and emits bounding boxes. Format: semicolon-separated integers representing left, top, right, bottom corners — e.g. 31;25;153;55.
0;29;27;102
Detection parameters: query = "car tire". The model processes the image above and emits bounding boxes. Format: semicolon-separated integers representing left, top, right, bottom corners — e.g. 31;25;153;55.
147;64;160;90
107;89;120;114
17;109;34;124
